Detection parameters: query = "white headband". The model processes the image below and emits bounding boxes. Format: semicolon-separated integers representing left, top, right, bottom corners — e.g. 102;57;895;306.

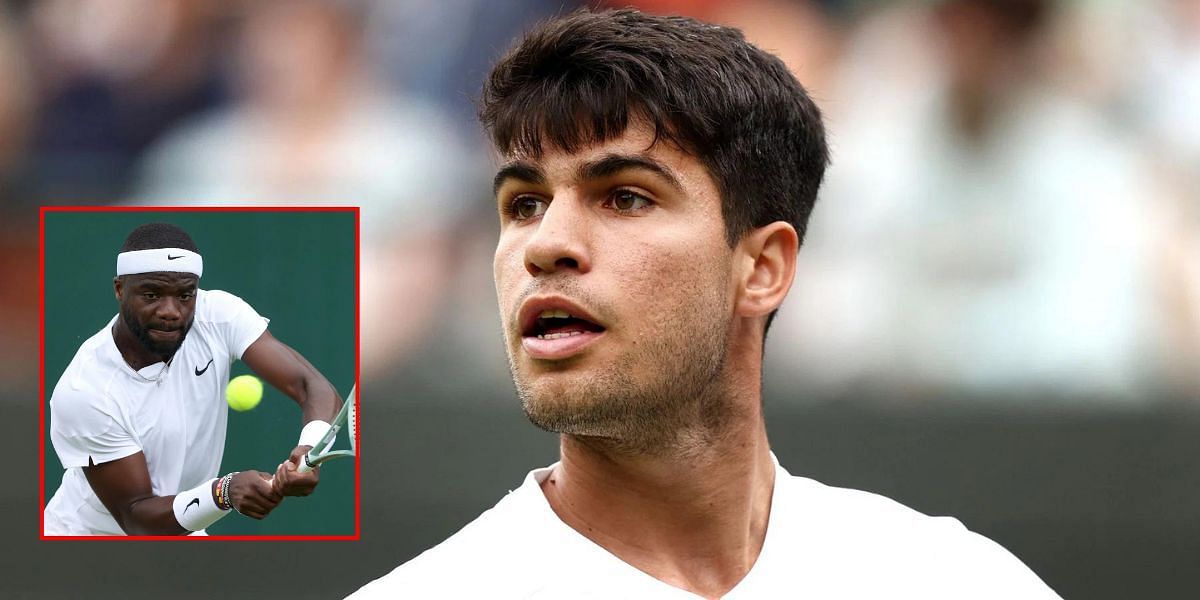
116;248;204;278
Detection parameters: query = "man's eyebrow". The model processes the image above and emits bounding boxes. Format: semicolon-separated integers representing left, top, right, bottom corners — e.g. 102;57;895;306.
493;162;546;197
578;154;684;192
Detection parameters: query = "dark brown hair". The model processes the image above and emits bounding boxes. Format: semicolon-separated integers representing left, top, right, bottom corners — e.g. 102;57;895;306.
480;8;829;248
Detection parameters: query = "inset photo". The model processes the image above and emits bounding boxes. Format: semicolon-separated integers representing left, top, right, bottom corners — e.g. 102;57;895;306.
40;207;358;539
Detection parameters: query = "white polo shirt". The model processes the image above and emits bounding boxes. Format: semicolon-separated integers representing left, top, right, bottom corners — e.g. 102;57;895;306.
350;457;1061;599
44;289;268;536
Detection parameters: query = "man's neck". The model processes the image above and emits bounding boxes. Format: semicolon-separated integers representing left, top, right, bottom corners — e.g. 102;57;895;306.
540;392;775;599
111;322;170;371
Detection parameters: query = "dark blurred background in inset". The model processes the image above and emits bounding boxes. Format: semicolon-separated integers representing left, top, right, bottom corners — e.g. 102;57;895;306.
3;0;1198;598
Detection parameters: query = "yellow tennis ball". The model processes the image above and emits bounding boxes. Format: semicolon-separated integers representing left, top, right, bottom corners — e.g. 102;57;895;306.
226;375;263;411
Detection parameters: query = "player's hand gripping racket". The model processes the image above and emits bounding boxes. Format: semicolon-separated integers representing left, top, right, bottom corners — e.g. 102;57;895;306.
297;384;357;473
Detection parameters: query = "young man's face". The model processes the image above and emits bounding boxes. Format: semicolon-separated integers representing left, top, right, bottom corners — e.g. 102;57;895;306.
493;122;738;443
114;272;198;358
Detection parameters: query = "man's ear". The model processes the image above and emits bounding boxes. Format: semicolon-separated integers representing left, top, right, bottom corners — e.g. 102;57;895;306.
734;221;798;320
113;277;123;302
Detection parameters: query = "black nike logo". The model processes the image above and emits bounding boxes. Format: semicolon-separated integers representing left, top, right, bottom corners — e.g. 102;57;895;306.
184;498;200;513
195;359;214;376
167;254;184;260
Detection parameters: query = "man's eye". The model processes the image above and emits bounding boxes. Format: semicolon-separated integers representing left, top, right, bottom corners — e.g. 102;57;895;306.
606;190;653;212
510;196;548;220
180;294;194;301
143;293;157;300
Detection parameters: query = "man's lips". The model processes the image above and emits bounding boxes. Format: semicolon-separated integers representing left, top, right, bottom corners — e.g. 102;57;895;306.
517;296;604;336
517;296;606;360
522;330;604;360
148;328;181;340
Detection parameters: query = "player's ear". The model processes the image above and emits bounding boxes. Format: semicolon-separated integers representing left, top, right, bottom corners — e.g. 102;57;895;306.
113;277;123;301
733;221;798;319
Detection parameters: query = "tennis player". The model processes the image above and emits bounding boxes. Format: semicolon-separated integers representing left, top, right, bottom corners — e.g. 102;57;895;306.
353;8;1061;598
44;222;342;536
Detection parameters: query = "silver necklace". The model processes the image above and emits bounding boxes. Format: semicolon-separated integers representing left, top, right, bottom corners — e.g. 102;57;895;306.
131;359;171;384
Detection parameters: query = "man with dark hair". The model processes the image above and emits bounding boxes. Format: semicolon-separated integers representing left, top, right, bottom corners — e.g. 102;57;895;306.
45;222;342;535
354;8;1059;598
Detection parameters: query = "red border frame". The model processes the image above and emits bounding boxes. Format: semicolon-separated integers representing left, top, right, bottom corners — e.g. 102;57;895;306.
39;205;361;541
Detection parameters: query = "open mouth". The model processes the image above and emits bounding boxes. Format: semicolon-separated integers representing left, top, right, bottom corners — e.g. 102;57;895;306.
518;301;607;360
524;309;606;340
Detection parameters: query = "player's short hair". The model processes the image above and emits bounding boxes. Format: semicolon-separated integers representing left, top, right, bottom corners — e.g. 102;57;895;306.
120;223;200;253
480;8;830;247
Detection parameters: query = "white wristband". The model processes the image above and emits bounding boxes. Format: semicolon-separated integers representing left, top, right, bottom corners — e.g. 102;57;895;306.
172;478;230;532
298;420;331;448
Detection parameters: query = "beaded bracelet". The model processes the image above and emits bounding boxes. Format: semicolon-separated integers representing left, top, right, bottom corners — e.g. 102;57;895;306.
224;472;236;513
216;472;237;512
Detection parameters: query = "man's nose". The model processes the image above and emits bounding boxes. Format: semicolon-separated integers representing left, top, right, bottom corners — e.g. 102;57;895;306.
156;297;183;321
523;195;592;277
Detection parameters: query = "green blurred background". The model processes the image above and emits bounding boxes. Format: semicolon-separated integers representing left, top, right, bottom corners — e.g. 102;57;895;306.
41;209;357;536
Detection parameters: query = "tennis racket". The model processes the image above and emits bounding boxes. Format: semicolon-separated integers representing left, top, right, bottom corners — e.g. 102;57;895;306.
297;384;357;472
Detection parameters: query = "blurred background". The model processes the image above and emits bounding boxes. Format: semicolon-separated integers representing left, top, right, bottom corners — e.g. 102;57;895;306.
2;0;1197;597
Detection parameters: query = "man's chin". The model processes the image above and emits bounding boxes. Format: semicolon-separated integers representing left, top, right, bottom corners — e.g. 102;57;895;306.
139;330;190;358
521;397;603;435
517;379;635;437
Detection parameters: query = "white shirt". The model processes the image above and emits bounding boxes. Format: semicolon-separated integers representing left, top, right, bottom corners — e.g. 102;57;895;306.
351;457;1061;599
44;289;269;535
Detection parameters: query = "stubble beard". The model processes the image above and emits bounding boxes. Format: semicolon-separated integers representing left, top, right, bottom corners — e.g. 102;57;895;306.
508;293;734;457
120;305;192;360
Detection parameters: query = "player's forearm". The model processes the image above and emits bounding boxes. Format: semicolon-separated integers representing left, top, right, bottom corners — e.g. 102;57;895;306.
114;495;189;536
82;454;240;535
285;346;342;423
300;380;341;425
116;478;237;535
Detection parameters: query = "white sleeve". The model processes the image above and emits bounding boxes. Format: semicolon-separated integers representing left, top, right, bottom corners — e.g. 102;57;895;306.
49;387;141;468
202;290;270;360
932;518;1063;600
